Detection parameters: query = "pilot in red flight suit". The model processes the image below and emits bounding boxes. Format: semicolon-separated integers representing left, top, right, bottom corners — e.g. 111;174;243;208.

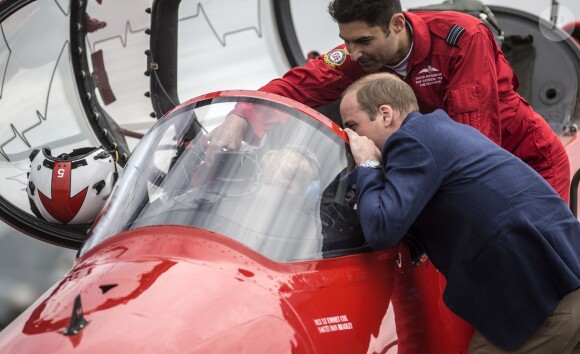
209;1;570;203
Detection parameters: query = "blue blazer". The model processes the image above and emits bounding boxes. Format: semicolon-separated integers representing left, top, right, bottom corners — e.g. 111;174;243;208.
348;110;580;350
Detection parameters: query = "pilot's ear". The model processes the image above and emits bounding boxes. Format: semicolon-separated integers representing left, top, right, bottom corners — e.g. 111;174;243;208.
390;13;406;34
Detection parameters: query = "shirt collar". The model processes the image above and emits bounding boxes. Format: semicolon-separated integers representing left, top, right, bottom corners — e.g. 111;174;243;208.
402;11;431;67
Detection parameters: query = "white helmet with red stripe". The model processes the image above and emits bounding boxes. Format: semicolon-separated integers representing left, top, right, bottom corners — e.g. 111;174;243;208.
27;146;120;224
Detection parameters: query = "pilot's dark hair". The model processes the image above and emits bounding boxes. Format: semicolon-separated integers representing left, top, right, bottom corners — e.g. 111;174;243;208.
343;73;419;119
328;0;402;34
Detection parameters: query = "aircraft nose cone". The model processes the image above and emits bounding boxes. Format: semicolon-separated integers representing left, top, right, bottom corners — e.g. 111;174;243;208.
0;230;314;353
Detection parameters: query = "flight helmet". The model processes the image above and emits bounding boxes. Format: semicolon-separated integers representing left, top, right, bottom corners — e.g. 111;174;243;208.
27;146;120;224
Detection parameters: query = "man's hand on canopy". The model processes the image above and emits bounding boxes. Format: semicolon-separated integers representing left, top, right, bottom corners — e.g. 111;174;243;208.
204;113;248;164
344;128;381;165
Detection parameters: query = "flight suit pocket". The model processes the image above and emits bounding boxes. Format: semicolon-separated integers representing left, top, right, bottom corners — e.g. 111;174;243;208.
447;84;481;130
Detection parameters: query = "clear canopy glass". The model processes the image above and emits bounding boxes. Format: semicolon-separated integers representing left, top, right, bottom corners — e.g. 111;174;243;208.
81;93;367;261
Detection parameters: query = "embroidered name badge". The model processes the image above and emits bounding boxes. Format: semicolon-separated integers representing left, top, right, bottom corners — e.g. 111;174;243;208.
414;65;443;87
324;49;347;68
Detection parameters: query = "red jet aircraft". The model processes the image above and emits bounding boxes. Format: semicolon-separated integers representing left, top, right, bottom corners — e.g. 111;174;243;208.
0;90;477;353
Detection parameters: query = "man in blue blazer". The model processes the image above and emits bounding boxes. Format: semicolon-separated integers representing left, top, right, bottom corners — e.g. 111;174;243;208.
341;72;580;352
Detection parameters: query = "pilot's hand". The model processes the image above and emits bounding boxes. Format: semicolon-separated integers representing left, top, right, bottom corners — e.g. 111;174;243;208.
344;128;381;165
204;113;248;164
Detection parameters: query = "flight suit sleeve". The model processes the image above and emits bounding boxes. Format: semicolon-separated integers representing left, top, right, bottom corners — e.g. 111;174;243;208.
231;47;358;140
445;25;501;145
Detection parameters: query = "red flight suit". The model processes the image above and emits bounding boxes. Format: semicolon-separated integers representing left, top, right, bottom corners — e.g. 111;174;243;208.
236;10;570;202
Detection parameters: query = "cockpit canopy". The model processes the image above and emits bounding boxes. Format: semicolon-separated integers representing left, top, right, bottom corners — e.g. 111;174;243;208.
81;91;367;261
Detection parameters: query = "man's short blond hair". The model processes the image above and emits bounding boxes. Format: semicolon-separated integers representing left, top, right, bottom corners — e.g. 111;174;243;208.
343;73;419;120
260;146;320;195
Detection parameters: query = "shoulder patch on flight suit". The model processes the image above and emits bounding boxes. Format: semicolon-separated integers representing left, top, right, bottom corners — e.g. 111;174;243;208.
324;49;348;68
445;24;466;47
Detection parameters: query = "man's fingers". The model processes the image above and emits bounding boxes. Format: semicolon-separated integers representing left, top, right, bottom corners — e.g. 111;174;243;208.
203;114;247;165
344;129;364;146
343;129;381;164
201;133;212;151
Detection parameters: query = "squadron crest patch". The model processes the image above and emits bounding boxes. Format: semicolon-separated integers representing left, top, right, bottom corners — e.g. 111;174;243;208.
324;49;347;68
